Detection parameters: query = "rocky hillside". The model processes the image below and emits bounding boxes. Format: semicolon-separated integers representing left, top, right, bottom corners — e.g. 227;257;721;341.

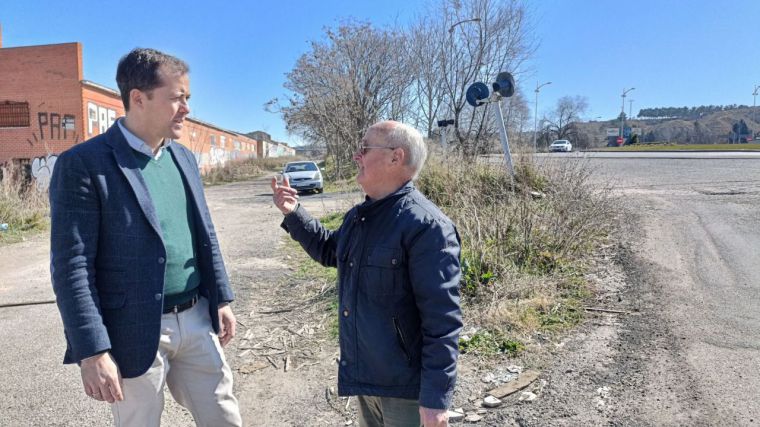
577;108;760;147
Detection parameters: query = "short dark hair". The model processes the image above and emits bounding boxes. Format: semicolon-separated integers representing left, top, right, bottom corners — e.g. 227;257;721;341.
116;48;189;111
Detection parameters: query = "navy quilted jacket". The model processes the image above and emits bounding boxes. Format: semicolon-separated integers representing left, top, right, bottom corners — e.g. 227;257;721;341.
282;182;462;409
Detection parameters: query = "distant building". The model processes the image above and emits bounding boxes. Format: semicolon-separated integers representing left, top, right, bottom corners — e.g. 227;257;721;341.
295;143;326;158
0;35;261;177
245;131;295;158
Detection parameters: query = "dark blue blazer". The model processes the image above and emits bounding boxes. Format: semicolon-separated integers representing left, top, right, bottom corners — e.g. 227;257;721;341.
49;123;234;378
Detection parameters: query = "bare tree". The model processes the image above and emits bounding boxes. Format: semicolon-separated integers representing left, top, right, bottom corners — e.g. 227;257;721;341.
282;22;410;179
431;0;535;155
280;0;535;170
544;95;589;144
407;16;447;138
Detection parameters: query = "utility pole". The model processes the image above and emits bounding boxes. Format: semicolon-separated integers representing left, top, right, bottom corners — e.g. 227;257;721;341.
753;85;759;125
533;81;552;152
628;99;635;120
444;18;482;150
620;87;635;143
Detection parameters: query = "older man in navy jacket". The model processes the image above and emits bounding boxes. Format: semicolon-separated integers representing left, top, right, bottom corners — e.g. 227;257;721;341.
273;121;462;427
50;48;241;426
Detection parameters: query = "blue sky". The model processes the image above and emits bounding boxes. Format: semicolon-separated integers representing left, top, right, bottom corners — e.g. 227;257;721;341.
3;0;760;145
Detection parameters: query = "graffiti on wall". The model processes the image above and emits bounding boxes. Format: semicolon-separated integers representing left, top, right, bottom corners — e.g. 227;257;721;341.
31;154;58;191
209;146;230;167
27;112;79;149
87;102;117;136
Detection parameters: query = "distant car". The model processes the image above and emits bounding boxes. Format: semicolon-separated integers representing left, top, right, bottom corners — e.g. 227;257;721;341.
282;161;323;193
549;139;573;152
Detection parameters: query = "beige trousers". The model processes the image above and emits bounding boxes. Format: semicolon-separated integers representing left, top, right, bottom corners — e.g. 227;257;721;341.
111;297;242;427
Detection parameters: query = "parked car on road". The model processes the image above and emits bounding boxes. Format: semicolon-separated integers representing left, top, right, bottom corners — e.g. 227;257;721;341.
549;139;573;152
282;161;324;193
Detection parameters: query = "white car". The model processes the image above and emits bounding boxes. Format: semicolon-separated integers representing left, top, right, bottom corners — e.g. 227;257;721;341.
282;161;324;193
549;140;572;152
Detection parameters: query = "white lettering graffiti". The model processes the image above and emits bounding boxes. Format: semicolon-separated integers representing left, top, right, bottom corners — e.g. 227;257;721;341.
87;102;117;136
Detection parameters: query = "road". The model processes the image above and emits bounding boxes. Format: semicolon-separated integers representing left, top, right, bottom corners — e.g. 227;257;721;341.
544;150;760;159
503;155;760;426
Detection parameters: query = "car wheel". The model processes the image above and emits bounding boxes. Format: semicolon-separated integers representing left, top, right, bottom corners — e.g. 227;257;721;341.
317;187;324;194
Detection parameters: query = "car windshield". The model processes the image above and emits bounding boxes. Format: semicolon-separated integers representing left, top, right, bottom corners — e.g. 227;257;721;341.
285;163;318;172
552;141;567;145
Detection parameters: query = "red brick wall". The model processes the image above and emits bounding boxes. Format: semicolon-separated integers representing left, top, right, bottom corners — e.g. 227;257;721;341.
182;119;258;172
0;43;83;162
0;42;259;173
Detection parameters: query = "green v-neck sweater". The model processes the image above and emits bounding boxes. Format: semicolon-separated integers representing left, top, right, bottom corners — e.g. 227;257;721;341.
134;149;200;309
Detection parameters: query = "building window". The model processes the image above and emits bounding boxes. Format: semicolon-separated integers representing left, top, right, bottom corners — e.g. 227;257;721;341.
210;135;216;147
0;101;31;128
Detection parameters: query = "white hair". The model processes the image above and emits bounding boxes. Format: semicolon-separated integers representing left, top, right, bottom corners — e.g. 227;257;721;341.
378;121;428;179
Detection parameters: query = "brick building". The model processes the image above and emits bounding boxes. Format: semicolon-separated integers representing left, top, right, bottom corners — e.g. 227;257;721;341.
0;36;283;182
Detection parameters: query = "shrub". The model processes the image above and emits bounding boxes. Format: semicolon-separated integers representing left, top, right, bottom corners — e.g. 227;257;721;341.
416;153;620;342
0;163;49;244
203;156;302;186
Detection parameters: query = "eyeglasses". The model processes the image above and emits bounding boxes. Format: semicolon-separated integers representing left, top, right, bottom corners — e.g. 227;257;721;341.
356;144;397;155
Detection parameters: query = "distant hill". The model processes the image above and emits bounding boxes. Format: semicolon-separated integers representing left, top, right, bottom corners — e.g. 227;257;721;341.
576;108;760;147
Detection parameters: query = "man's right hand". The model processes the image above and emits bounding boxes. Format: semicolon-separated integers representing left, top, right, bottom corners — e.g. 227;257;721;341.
271;175;299;215
80;352;123;403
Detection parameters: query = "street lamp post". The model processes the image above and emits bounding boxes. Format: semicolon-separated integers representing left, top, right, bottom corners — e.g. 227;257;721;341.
628;99;635;120
753;85;759;124
449;18;481;34
533;81;552;152
440;18;482;151
620;87;635;143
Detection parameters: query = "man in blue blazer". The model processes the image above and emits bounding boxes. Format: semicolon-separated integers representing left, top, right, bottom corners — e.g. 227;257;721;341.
50;48;242;426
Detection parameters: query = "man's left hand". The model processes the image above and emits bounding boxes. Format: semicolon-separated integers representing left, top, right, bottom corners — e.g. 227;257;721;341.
218;303;236;347
420;406;448;427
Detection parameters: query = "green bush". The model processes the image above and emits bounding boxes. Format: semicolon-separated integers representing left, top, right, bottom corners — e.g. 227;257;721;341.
459;330;525;356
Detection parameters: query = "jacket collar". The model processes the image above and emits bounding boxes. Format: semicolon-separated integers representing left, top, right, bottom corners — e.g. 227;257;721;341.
357;181;414;215
104;123;163;239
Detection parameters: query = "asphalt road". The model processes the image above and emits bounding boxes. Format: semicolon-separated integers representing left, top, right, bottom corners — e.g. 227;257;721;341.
521;155;760;425
599;157;760;424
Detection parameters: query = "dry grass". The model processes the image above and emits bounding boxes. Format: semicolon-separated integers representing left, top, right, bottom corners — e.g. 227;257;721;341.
203;156;303;186
0;163;49;244
416;153;621;354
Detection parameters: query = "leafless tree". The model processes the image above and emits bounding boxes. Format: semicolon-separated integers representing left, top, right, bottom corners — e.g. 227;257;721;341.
282;22;411;179
280;0;535;172
544;96;589;144
407;16;446;138
429;0;535;155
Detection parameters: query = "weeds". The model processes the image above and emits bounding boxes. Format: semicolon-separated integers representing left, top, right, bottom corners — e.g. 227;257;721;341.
0;163;49;244
459;330;525;356
417;152;620;349
203;156;302;185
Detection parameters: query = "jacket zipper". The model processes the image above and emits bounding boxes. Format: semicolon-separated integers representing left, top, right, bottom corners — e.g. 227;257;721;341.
392;316;412;365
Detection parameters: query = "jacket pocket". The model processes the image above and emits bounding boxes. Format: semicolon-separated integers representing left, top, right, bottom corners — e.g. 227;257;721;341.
99;292;126;310
393;316;412;365
361;246;402;295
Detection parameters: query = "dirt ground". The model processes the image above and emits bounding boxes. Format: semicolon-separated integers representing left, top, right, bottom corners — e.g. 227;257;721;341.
3;158;759;426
